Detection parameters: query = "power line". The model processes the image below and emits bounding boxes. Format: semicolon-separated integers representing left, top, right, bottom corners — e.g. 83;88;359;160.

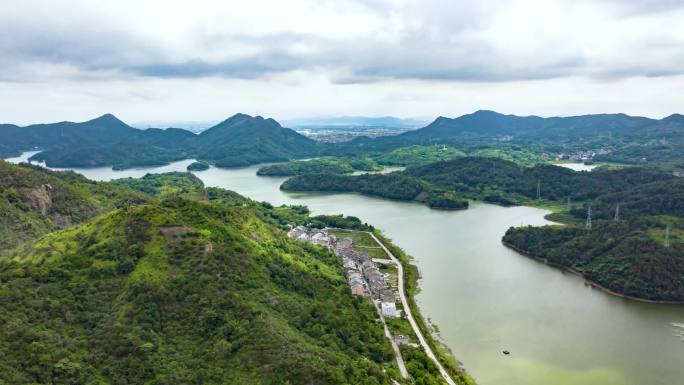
586;205;592;230
665;225;671;248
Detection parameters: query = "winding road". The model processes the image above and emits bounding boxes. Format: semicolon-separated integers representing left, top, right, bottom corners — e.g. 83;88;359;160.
368;232;458;385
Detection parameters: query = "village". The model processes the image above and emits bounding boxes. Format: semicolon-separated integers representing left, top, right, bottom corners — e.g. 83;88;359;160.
287;225;460;384
287;225;399;318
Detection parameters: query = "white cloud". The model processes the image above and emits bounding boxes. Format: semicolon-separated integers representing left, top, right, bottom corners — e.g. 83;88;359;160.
0;0;683;123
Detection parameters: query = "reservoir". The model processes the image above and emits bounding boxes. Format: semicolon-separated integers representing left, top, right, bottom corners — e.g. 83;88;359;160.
6;153;684;385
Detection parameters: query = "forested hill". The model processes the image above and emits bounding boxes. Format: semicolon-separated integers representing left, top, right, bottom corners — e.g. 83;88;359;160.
195;113;318;167
0;160;150;252
336;110;684;165
0;197;397;384
281;157;673;209
2;113;318;169
400;110;671;141
6;109;684;169
503;218;684;302
281;156;684;301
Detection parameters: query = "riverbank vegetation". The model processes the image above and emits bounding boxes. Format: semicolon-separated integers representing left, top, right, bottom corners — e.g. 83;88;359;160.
373;231;476;385
281;157;671;210
503;217;684;302
186;161;210;171
257;157;365;176
282;156;684;302
281;172;468;210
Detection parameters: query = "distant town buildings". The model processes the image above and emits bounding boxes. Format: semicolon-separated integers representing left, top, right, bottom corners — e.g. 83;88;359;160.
550;148;612;162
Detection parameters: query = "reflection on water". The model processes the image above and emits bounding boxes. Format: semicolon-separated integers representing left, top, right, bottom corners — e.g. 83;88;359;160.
5;153;684;385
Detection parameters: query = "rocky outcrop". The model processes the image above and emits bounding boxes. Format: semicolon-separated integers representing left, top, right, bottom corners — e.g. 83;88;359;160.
19;184;53;215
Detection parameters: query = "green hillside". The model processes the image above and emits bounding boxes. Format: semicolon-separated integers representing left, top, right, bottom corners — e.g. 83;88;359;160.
0;197;398;384
196;114;319;167
282;157;672;208
4;114;318;169
110;172;206;199
257;157;381;176
0;161;149;252
503;217;684;302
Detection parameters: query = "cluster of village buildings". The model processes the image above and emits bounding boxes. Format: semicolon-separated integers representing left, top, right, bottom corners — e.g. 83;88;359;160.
545;148;612;162
287;226;398;318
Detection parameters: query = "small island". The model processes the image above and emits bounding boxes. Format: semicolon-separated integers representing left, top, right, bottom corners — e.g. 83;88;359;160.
186;161;210;171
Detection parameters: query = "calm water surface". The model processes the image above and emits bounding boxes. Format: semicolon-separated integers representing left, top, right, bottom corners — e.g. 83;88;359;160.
7;154;684;385
554;162;598;172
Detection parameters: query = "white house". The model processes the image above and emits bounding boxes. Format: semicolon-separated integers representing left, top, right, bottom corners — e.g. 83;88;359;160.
381;301;396;317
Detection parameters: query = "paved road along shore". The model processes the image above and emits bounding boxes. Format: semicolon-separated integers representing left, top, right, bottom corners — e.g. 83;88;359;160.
367;232;458;385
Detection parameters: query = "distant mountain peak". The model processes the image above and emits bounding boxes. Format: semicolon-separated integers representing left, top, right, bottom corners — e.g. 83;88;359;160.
210;113;272;129
662;113;684;123
432;116;453;124
87;113;129;127
471;109;501;116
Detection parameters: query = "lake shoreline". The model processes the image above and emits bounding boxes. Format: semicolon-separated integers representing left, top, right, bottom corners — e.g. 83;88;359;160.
6;151;684;385
373;230;475;385
502;241;684;305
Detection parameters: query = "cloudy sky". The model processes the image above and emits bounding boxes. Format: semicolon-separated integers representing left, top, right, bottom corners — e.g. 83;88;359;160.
1;0;684;125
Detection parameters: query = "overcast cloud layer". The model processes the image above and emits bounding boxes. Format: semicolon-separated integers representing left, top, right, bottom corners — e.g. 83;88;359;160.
1;0;683;124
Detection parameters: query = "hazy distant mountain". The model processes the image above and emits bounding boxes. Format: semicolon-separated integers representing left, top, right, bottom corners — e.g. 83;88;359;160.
400;110;669;141
329;110;684;165
1;113;317;169
0;114;136;153
132;120;220;133
5;110;684;168
284;116;428;127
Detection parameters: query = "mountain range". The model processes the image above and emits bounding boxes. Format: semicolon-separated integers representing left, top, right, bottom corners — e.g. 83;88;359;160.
0;113;319;169
3;110;684;169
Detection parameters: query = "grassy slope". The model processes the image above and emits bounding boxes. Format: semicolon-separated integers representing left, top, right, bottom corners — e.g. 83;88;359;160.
0;198;398;385
0;161;150;252
109;172;206;199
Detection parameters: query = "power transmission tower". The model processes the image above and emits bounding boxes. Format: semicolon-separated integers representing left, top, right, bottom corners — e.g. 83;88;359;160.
536;180;541;200
586;206;592;230
665;225;671;248
614;203;620;221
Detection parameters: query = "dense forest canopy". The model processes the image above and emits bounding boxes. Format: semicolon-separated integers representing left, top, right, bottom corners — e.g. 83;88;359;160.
0;161;465;384
281;157;673;210
1;114;319;169
281;156;684;302
0;198;398;384
503;218;684;301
